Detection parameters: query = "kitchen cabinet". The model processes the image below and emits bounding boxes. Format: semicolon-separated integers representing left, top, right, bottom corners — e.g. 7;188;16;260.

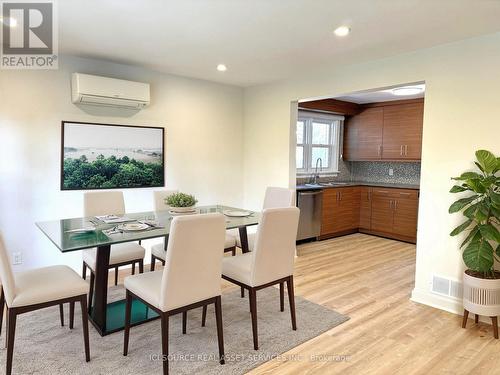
344;107;383;160
359;186;372;230
343;99;424;161
320;187;360;238
368;188;419;242
381;102;424;160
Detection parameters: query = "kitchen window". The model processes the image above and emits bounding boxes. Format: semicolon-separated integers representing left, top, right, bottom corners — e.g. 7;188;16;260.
296;111;344;174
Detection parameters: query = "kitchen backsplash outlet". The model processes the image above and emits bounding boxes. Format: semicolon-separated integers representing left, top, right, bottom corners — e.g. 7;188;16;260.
351;162;420;185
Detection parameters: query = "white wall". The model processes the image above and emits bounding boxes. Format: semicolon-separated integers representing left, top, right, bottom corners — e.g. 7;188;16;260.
0;55;243;272
242;33;500;314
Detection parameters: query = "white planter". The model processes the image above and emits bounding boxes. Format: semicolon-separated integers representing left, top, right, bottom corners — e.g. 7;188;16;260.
169;206;196;213
463;271;500;317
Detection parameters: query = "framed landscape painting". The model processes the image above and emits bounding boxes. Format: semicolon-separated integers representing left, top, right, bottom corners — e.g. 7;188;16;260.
61;121;164;190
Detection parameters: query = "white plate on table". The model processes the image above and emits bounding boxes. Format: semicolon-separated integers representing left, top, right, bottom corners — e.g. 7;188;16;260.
118;223;150;232
65;227;95;234
223;210;252;217
169;209;197;215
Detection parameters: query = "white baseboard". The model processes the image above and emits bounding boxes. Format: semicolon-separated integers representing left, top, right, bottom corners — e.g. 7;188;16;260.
411;287;463;315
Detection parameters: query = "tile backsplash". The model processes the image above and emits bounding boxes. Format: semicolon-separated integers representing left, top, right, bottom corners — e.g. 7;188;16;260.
297;160;420;185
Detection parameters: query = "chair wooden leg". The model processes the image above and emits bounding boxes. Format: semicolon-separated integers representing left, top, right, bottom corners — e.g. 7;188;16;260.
131;263;135;275
462;309;469;328
0;289;5;337
475;314;479;324
82;263;87;280
492;316;499;339
182;311;187;334
79;296;90;362
139;260;144;274
151;254;156;272
249;288;258;350
202;305;207;327
215;296;225;364
161;259;166;266
287;276;297;330
161;313;169;375
59;304;64;326
232;248;236;256
69;302;75;329
279;282;284;312
88;272;95;314
123;291;132;356
6;309;17;375
241;287;244;298
114;266;119;286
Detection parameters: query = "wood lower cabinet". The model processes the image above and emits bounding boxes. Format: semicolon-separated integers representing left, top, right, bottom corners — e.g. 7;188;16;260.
320;187;360;238
319;185;419;243
367;188;419;242
359;186;372;230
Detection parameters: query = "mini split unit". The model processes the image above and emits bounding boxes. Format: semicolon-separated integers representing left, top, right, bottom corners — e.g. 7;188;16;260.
71;73;150;109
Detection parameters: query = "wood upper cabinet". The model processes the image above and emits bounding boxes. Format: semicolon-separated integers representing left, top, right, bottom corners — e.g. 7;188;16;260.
320;187;360;237
344;99;424;161
344;108;383;160
359;186;372;230
382;102;424;160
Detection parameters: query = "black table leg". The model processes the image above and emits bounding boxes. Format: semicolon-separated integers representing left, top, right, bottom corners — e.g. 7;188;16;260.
239;226;249;253
90;244;110;334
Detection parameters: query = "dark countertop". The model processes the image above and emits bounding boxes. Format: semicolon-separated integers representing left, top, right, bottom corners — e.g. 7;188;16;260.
296;181;420;191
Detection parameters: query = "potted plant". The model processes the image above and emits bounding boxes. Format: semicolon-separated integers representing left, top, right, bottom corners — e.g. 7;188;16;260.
165;192;198;213
449;149;500;337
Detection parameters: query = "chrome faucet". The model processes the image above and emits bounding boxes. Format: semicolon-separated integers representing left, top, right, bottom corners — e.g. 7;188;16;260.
310;157;322;184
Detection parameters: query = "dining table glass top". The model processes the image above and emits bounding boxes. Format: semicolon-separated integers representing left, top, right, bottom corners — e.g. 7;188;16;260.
36;205;260;253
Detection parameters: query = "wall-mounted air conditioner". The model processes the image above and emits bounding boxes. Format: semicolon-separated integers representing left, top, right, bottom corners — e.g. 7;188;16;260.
71;73;150;109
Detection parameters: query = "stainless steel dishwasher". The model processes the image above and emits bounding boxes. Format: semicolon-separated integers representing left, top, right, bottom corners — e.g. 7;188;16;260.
296;190;323;240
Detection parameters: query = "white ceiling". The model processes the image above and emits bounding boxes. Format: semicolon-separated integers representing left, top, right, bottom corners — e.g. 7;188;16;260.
336;83;425;104
58;0;500;87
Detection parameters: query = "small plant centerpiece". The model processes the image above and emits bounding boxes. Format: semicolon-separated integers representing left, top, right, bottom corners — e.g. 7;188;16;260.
449;150;500;336
165;192;198;213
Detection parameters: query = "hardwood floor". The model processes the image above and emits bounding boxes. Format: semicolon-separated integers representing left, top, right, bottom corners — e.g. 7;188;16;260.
113;234;500;374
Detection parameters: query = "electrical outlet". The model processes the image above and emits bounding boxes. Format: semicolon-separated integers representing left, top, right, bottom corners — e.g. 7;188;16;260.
12;252;22;265
389;168;394;176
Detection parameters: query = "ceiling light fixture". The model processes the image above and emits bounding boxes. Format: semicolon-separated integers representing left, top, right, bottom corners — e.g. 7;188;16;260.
0;17;17;27
333;26;350;37
392;86;424;96
216;64;227;72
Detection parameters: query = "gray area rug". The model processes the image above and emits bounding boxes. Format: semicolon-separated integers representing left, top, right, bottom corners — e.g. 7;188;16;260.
0;286;348;374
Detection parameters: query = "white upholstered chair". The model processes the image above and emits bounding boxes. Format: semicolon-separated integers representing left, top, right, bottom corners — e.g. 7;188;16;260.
220;207;300;350
150;190;237;271
229;186;295;252
82;191;145;307
123;213;226;375
0;234;90;375
150;189;178;270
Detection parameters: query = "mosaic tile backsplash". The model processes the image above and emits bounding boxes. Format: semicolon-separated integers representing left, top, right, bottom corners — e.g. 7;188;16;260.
297;160;421;185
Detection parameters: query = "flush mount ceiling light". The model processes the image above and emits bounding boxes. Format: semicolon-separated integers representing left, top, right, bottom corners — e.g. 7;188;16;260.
392;86;424;96
216;64;227;72
0;17;17;27
333;26;350;37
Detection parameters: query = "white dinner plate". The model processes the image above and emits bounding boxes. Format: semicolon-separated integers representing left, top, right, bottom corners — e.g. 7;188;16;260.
223;210;252;217
168;210;197;216
118;223;150;231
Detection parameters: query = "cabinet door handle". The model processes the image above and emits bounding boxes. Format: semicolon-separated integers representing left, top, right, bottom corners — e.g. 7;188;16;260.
394;200;398;209
378;145;382;156
405;145;408;156
400;145;403;156
389;200;393;209
339;192;342;201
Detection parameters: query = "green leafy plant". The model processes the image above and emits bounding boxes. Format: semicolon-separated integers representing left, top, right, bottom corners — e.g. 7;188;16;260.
449;150;500;276
165;192;197;208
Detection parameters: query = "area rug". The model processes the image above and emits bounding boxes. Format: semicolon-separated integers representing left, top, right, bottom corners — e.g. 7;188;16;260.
0;286;349;374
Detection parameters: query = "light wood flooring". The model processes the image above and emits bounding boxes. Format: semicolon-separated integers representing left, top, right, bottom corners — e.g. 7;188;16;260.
113;233;500;375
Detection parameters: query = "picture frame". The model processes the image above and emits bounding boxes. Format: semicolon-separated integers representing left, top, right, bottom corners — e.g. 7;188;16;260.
61;121;165;190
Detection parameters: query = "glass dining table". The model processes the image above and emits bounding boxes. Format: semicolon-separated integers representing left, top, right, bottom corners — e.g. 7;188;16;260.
36;205;260;336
